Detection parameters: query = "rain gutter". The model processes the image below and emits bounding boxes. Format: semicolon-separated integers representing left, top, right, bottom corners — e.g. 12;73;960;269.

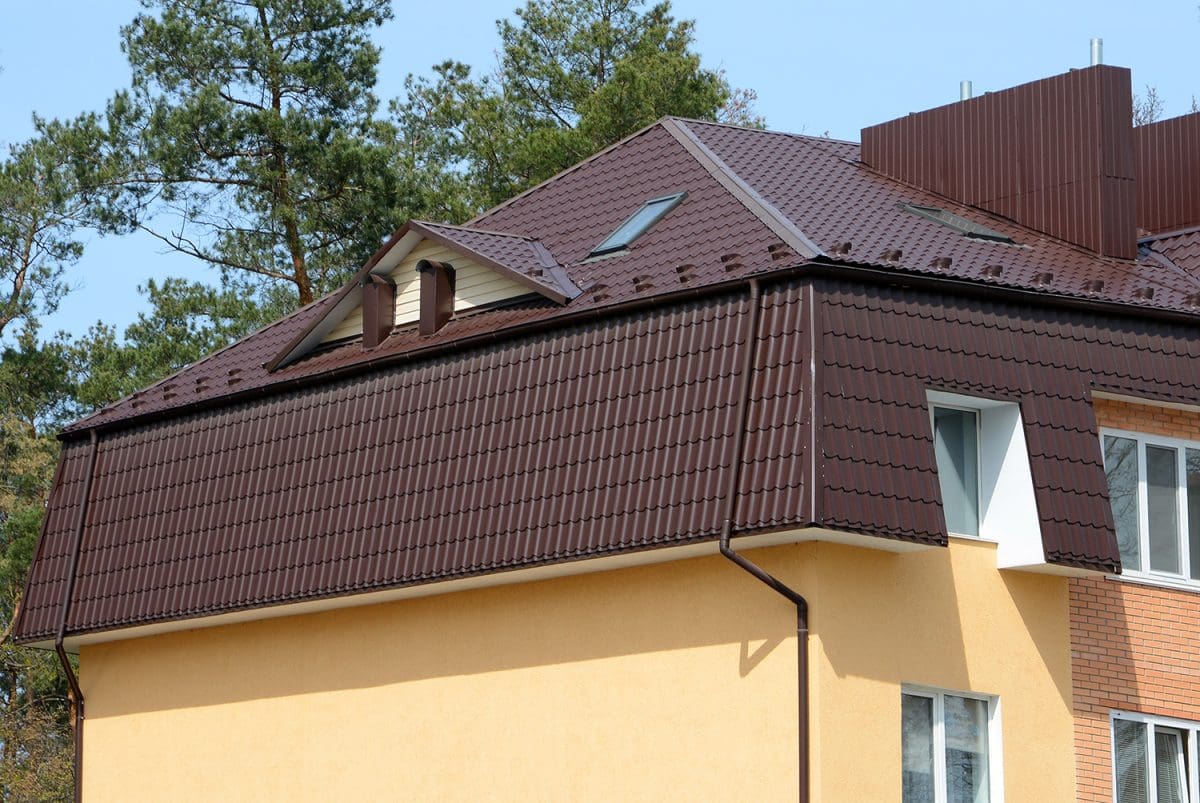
55;429;98;803
718;278;811;803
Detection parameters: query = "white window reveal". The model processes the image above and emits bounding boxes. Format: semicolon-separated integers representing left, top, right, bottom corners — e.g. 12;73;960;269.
902;687;1003;803
1101;429;1200;586
926;391;1042;569
1112;711;1199;803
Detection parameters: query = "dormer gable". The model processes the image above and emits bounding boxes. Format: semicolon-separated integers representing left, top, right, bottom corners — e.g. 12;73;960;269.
269;221;580;369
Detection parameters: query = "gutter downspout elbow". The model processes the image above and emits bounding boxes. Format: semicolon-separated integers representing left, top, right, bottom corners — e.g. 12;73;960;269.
719;278;811;803
56;428;98;803
719;529;811;803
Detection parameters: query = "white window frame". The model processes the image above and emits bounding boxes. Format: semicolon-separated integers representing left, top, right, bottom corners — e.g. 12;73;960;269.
902;685;1005;803
925;390;1043;569
1100;427;1200;590
1110;710;1200;803
930;403;984;538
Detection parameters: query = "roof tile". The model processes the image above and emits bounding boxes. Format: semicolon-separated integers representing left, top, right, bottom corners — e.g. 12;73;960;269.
18;117;1200;641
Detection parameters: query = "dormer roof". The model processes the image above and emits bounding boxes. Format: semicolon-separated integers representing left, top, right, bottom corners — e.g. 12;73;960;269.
269;221;581;369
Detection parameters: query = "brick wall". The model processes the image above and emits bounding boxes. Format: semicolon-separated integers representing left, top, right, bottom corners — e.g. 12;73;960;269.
1072;398;1200;802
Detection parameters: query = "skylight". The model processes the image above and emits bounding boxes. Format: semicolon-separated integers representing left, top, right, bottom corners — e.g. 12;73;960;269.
899;203;1015;244
590;192;687;256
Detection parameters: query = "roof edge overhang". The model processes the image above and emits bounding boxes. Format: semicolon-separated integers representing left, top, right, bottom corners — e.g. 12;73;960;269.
59;256;1200;441
265;226;412;371
1090;388;1200;414
23;526;933;652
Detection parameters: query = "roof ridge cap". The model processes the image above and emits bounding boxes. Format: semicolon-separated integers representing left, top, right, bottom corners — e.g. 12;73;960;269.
1140;247;1200;292
661;118;822;260
416;220;536;241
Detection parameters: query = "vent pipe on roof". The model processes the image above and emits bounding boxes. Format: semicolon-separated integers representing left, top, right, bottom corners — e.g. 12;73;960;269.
416;259;456;336
960;80;972;101
1090;38;1103;66
361;274;396;350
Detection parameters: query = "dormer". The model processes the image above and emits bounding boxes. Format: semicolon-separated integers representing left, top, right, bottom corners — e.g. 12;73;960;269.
269;221;580;369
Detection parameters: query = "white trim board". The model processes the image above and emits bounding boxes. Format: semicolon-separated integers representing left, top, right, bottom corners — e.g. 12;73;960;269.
1091;391;1200;416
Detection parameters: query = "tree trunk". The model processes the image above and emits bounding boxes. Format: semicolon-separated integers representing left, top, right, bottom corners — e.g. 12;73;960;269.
257;4;311;306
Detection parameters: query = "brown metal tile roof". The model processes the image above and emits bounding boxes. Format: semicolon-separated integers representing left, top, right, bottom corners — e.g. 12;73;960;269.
813;275;1199;568
64;121;791;435
65;118;1200;436
19;291;797;639
18;108;1200;643
681;119;1200;311
1145;228;1200;288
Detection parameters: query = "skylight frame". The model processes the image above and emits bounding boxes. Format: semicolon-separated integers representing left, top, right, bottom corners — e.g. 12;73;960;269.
589;192;688;257
899;202;1015;244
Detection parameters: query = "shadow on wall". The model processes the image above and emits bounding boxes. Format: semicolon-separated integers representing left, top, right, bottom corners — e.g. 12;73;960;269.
82;546;808;717
815;538;1073;713
1067;577;1144;803
1070;577;1155;715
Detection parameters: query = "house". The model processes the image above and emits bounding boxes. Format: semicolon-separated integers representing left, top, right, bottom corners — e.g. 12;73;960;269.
14;64;1200;801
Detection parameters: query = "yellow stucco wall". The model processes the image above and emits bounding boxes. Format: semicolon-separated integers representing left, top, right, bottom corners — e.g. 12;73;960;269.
79;539;1073;802
801;538;1075;802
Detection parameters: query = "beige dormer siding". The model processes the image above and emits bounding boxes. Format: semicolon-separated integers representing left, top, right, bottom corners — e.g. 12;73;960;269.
323;240;532;344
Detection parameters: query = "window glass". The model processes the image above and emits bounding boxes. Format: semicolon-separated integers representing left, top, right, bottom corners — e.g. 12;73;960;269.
1104;435;1141;572
1103;431;1200;585
590;193;684;255
1188;448;1200;580
1147;445;1181;574
1114;718;1148;803
1112;716;1200;803
1155;728;1186;803
934;407;979;536
902;694;935;803
944;695;989;803
902;689;996;803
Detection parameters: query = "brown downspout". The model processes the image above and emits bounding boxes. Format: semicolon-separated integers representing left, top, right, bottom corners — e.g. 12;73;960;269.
55;429;98;803
718;278;810;803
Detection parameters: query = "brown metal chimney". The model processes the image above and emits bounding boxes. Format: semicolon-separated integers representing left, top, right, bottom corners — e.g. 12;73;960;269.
361;274;395;349
416;259;456;335
1134;111;1200;234
861;65;1137;259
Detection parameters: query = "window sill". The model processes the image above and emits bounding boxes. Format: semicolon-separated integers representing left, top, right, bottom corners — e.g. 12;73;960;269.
948;533;999;545
1107;571;1200;595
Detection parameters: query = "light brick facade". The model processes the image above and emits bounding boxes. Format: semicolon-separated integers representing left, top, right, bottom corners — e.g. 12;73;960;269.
1072;398;1200;802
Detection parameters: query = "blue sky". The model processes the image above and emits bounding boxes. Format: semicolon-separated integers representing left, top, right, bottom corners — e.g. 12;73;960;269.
2;0;1198;343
